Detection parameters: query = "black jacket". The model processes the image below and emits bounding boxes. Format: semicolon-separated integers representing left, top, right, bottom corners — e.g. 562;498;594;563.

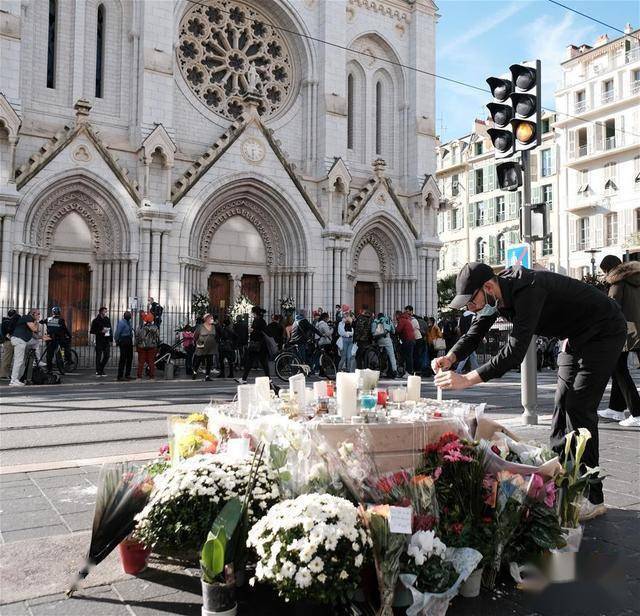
451;265;625;382
90;315;113;342
606;261;640;351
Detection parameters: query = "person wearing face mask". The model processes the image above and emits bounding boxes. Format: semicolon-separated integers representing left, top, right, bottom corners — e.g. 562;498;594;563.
114;311;134;381
433;261;627;521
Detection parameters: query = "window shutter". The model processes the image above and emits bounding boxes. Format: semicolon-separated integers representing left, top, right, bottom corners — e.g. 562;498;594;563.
530;153;538;182
468;172;475;196
595;214;604;248
507;193;517;220
489;236;497;264
568;130;576;158
467;203;476;228
482;167;489;193
446;211;452;231
532;186;542;204
550;147;556;175
488;197;496;223
488;165;496;191
618;114;625;147
569;219;576;251
594;123;603;151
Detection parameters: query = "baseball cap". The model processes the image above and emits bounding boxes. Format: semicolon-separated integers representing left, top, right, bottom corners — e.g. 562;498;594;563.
450;262;495;310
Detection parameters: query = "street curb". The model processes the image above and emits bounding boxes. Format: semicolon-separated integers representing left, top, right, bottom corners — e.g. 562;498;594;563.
0;451;157;475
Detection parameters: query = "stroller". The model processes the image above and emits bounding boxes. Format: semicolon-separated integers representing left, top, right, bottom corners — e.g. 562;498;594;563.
154;341;187;379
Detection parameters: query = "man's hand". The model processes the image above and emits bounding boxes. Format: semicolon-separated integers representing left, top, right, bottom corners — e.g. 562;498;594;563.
431;354;455;373
434;370;473;391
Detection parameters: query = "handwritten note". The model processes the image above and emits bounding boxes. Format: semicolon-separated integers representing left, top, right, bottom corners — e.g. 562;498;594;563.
389;506;413;534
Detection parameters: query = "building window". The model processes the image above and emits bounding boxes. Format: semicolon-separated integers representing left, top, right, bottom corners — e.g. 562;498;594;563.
605;213;618;245
451;174;459;197
347;74;354;150
604;118;616;150
577;169;589;194
47;0;57;89
636;208;640;232
476;201;487;226
475;142;483;156
95;4;105;98
542;233;553;256
635;155;640;189
475;168;484;194
541;149;552;176
542;184;553;208
375;81;382;155
541;117;551;133
476;237;486;262
577;127;588;157
451;207;460;230
496;196;506;222
602;79;614;104
575;90;586;113
497;233;506;264
578;217;589;250
633;69;640;95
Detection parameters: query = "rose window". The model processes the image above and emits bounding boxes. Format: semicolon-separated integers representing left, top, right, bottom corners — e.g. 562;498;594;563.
177;0;295;121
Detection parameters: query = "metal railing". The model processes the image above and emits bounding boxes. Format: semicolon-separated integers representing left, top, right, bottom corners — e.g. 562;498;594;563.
578;144;589;157
632;80;640;95
601;90;615;105
574;102;588;114
605;136;616;150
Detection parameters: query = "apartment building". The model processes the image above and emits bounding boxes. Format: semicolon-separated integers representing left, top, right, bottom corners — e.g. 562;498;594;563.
554;25;640;277
436;115;559;279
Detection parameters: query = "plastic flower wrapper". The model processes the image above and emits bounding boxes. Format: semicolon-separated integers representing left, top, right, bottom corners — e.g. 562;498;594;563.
484;471;531;589
480;437;562;479
360;504;407;616
400;530;482;616
168;415;218;464
555;428;602;529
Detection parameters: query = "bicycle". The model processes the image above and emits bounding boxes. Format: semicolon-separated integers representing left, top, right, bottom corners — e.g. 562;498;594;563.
47;340;79;375
362;336;406;378
274;342;336;381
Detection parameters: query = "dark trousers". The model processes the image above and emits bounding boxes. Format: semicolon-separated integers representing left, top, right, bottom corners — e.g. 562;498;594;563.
137;347;157;378
242;346;270;380
193;354;212;377
219;348;235;377
401;339;415;374
355;342;368;370
46;338;70;372
609;351;640;417
414;339;429;374
95;341;110;374
185;346;195;375
117;340;133;378
550;323;626;505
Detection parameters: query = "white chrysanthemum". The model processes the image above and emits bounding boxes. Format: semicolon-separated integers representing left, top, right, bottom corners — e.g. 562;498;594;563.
295;567;312;589
308;557;324;573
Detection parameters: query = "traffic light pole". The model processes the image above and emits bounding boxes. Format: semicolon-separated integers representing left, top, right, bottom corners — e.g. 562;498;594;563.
520;150;538;425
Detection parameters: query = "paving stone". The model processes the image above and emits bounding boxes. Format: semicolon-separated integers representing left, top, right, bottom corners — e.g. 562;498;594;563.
27;468;88;478
1;484;42;500
28;586;129;615
1;524;70;543
1;509;63;532
31;474;93;489
112;576;182;602
0;495;51;514
60;510;94;532
0;601;30;615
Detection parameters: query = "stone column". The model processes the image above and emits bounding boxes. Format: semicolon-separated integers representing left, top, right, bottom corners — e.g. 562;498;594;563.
0;217;13;304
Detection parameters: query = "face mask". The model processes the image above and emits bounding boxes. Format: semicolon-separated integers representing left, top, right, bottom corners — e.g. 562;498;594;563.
477;290;499;318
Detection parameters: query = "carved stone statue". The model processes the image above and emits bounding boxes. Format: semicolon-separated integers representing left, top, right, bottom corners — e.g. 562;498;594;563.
247;64;260;92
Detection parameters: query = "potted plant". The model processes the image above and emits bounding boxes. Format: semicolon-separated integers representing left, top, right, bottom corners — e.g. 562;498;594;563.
119;536;152;575
200;498;243;616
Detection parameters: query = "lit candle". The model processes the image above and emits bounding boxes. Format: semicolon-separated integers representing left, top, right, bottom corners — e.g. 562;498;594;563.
254;376;271;403
313;381;328;400
237;384;255;415
407;375;421;401
289;373;306;407
336;372;358;419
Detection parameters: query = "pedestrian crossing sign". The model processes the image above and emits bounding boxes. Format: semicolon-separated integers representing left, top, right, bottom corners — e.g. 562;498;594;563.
506;243;531;269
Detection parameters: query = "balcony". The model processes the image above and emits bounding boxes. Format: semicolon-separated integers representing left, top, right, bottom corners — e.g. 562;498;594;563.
574;101;588;114
601;90;615;105
632;80;640;95
605;136;616;150
626;48;640;63
578;144;589;157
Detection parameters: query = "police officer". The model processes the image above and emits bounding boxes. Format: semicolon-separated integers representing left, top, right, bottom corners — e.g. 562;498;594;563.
433;262;627;521
44;307;72;373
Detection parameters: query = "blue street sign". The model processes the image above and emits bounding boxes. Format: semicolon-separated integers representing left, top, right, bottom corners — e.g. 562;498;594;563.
506;243;531;269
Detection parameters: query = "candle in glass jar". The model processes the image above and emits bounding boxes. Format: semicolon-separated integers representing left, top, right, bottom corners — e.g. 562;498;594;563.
407;375;421;401
336;372;358;419
237;384;255;415
326;381;335;397
254;377;271;402
313;380;328;400
377;389;388;407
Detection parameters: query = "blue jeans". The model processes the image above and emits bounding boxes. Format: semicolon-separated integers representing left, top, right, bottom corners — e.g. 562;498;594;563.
456;351;479;374
377;337;397;372
339;338;354;371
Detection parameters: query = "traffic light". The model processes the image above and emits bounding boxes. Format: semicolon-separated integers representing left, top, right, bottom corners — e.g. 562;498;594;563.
496;161;522;191
520;202;548;240
510;61;541;152
486;76;514;158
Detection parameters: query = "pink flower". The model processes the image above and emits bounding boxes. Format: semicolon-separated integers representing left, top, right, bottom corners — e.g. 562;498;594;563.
433;467;442;481
544;481;557;508
528;473;544;499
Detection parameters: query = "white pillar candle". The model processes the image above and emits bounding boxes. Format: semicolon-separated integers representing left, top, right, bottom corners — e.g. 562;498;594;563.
254;376;271;402
407;375;421;401
313;380;328;400
289;373;306;407
356;369;380;390
237;384;255;415
337;372;358;420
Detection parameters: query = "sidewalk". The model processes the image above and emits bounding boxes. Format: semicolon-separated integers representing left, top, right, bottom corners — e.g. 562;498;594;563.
1;418;638;615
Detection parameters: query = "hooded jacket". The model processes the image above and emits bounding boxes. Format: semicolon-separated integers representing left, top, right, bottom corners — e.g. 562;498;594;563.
606;261;640;351
451;265;625;382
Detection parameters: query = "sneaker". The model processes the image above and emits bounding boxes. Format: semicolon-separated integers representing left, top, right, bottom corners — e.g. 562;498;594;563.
117;377;124;381
578;501;607;522
597;408;627;421
9;380;25;387
619;416;640;428
96;372;101;376
234;378;248;385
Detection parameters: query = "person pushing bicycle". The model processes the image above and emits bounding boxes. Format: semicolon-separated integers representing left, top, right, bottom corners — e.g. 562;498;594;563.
43;307;72;373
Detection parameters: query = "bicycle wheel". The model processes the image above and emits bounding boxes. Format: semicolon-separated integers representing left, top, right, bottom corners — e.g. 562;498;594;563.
65;349;79;373
275;352;302;381
55;349;66;375
320;352;336;380
364;346;381;371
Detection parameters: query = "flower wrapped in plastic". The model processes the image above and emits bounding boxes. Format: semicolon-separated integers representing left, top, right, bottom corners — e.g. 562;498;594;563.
247;493;371;604
399;530;482;616
168;414;218;464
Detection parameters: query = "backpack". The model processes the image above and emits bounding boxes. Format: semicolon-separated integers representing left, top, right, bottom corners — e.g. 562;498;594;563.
1;314;20;338
138;325;158;349
417;317;428;337
154;304;164;317
31;365;61;385
353;315;372;344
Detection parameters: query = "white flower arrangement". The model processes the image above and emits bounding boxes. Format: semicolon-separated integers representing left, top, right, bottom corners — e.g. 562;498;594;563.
406;530;447;566
279;296;296;311
134;454;279;550
230;294;254;321
247;493;371;604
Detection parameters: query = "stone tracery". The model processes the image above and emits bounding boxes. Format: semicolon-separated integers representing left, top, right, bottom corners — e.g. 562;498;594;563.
177;0;295;120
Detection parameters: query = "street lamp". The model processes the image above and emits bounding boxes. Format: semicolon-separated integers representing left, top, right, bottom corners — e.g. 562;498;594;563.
584;248;601;277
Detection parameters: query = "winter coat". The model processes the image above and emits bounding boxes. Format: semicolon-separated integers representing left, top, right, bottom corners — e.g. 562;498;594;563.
395;313;415;343
606;261;640;351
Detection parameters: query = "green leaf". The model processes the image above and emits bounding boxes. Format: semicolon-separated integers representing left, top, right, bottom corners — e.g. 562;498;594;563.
210;498;243;544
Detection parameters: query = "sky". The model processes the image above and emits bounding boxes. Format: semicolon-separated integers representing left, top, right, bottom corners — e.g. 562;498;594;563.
435;0;639;142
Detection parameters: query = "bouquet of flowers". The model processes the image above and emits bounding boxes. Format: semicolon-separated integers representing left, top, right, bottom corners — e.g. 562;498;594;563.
247;494;371;604
230;295;254;321
399;530;482;616
134;454;279;550
484;471;530;589
279;296;296;312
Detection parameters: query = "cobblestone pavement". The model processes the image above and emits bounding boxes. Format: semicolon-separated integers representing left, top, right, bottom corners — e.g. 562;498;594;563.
1;373;639;615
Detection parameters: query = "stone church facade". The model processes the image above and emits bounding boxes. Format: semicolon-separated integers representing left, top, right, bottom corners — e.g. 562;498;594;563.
0;0;441;336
